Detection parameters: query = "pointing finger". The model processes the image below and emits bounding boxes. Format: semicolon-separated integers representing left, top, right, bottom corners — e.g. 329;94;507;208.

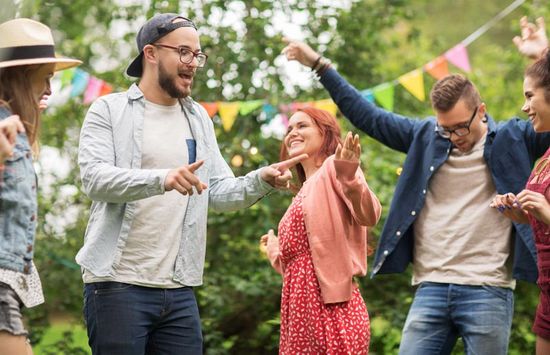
188;160;205;173
273;153;308;172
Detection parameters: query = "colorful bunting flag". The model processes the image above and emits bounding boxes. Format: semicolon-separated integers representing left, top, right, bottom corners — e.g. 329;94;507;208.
83;77;104;105
424;56;449;80
200;102;219;118
398;69;425;101
60;67;76;89
361;89;375;103
372;83;394;111
290;102;313;111
313;99;338;117
70;68;90;98
99;83;113;97
280;113;289;128
218;102;240;131
239;100;263;116
444;43;471;72
262;104;277;122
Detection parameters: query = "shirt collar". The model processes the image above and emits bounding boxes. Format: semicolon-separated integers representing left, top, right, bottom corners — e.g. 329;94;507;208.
127;83;195;111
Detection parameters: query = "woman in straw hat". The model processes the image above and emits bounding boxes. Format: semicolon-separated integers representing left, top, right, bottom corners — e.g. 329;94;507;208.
0;18;80;354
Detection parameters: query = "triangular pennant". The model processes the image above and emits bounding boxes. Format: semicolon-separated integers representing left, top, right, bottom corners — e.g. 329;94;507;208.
99;83;113;97
60;67;76;89
313;99;338;117
70;68;90;98
218;102;241;131
290;102;313;112
424;56;449;80
373;83;394;111
398;69;425;102
239;100;263;116
361;89;375;103
280;113;289;128
278;104;292;115
444;43;471;72
199;102;219;118
262;104;277;122
83;77;104;105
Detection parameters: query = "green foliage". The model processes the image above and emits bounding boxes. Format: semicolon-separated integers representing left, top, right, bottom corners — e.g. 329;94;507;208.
10;0;550;353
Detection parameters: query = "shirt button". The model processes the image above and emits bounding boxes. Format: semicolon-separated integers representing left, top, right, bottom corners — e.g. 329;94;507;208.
429;166;434;171
30;214;36;221
27;245;33;252
26;152;31;158
396;231;401;236
383;250;389;256
422;189;426;194
23;264;30;273
411;211;416;216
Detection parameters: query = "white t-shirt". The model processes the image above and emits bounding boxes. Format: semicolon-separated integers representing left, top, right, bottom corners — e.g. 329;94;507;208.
84;100;195;287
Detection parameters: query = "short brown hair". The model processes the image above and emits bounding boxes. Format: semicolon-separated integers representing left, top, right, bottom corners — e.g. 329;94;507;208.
430;74;481;112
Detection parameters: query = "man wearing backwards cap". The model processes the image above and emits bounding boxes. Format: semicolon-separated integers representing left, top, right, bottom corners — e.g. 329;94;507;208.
76;13;304;354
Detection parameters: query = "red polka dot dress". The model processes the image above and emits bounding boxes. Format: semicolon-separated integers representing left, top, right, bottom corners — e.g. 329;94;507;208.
278;190;370;354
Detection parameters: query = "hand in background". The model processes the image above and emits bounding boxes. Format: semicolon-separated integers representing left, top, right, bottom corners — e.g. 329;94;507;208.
513;16;548;60
282;37;320;68
259;229;277;256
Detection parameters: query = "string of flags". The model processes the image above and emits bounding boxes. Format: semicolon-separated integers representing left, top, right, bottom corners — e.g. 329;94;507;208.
51;0;524;132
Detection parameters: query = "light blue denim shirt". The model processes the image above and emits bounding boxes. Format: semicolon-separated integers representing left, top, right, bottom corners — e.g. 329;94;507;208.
0;107;38;274
76;84;273;286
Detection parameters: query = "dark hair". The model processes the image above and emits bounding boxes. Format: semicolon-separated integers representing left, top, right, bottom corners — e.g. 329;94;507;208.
430;74;481;112
525;49;550;103
279;107;342;185
0;65;42;149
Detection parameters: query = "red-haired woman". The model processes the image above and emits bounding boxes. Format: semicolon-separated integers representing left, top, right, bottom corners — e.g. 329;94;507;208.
260;107;381;354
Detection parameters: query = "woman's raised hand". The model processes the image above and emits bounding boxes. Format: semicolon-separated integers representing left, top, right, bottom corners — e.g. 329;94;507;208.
335;132;361;163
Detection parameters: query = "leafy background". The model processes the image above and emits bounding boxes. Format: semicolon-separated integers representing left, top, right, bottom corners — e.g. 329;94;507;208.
2;0;550;353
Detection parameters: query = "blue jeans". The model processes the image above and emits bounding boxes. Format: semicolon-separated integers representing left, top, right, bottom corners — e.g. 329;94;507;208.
399;282;513;355
83;282;202;355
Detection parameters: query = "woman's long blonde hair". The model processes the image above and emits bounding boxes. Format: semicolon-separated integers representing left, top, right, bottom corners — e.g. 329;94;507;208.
0;65;43;151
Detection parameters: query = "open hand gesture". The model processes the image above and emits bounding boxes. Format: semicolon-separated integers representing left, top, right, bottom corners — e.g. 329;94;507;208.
513;16;548;60
335;132;361;163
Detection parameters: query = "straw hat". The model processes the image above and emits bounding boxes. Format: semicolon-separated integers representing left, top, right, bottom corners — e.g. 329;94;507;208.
0;18;81;70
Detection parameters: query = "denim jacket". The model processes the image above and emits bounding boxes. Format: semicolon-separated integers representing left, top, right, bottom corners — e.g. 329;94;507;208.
320;68;550;283
76;84;273;286
0;107;38;274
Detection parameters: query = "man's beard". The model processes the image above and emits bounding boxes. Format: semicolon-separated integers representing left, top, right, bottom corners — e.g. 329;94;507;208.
158;60;191;99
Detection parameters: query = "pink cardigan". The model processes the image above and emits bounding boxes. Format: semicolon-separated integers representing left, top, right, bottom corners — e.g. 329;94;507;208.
267;155;381;304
